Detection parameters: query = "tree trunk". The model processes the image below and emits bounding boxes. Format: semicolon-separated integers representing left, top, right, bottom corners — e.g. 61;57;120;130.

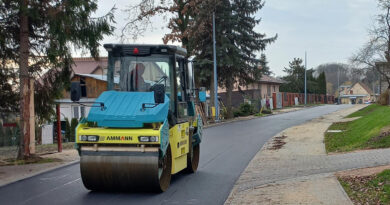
18;0;32;159
225;76;234;119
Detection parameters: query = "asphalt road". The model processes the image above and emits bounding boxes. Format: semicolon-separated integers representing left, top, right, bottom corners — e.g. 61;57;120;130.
0;104;351;205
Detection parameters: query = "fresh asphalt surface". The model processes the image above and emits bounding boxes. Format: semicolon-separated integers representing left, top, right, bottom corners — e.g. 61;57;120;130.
0;105;352;205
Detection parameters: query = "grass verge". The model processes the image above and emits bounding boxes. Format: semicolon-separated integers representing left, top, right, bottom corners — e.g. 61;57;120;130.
339;169;390;204
1;156;62;166
36;142;75;153
325;104;390;153
0;142;75;160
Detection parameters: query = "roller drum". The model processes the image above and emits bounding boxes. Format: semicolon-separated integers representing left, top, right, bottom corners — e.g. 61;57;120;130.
80;150;170;192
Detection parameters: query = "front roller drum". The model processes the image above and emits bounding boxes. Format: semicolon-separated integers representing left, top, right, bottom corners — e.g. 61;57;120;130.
80;147;172;192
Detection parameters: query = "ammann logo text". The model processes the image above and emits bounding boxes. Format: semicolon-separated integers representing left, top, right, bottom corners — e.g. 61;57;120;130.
106;136;133;141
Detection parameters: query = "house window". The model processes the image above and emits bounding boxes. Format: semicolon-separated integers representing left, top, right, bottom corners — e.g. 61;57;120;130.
267;85;271;96
80;106;85;118
73;106;79;119
273;85;276;92
350;90;353;95
80;77;87;97
72;106;86;119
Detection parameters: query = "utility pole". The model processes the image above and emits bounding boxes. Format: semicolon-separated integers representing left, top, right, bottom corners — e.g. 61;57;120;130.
337;66;340;104
304;51;307;105
213;12;219;121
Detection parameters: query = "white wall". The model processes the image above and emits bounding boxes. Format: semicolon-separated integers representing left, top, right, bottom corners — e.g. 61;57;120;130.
42;124;53;145
59;103;93;121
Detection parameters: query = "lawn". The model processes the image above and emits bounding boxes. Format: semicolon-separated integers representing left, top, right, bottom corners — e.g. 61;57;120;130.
339;169;390;204
325;104;390;153
0;142;75;160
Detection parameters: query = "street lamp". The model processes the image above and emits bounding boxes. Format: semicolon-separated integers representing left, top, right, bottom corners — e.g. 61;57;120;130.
304;51;307;105
337;66;340;105
213;12;219;121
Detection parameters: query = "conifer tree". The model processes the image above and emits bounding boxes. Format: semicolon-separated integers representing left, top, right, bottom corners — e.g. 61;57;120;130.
280;58;306;93
0;0;115;159
215;0;277;118
318;71;327;95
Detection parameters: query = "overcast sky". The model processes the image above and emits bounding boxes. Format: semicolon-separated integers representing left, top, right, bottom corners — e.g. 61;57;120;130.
94;0;379;76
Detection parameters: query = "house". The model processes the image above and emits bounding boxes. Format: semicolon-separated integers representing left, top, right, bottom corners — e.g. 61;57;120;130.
339;82;374;104
376;62;390;93
58;74;118;121
218;75;285;108
72;57;108;75
57;57;110;121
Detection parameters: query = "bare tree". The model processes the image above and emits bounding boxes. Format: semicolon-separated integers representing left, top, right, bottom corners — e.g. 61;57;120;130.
351;0;390;89
121;0;206;49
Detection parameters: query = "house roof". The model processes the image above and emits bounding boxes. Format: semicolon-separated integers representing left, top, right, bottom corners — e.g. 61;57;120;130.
258;75;285;84
357;82;374;95
340;94;369;98
72;57;108;74
346;82;373;95
55;98;97;104
75;74;119;84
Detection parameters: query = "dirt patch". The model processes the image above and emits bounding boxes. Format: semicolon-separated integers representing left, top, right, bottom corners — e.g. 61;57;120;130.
336;165;390;178
368;135;390;143
368;126;390;143
268;135;287;150
337;117;361;122
338;175;379;205
337;167;390;205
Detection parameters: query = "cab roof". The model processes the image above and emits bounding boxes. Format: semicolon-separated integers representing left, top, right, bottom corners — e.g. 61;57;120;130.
103;44;187;57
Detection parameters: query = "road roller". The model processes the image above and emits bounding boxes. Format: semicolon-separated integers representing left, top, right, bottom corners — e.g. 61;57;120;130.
71;44;203;192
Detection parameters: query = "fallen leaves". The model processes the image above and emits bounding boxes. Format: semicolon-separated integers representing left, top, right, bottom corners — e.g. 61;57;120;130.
339;169;390;205
268;135;287;150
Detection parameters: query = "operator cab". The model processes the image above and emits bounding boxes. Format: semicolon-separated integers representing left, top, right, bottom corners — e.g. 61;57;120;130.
104;44;195;124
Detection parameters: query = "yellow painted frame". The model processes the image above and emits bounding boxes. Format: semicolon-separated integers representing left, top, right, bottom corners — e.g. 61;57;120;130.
75;121;191;174
169;122;190;174
76;123;160;145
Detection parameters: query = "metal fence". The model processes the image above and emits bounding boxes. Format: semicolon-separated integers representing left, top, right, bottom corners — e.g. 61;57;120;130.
0;113;20;159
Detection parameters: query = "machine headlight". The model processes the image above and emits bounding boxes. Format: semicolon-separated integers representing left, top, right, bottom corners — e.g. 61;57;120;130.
87;135;99;142
79;135;99;142
149;136;158;142
80;135;87;141
138;136;159;142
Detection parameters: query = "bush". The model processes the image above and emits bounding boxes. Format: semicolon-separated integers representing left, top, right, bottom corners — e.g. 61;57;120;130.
378;89;390;106
70;118;79;142
65;118;71;142
234;103;255;117
261;109;272;114
233;109;242;117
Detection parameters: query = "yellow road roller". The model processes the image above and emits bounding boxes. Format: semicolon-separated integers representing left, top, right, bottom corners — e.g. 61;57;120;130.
71;44;203;192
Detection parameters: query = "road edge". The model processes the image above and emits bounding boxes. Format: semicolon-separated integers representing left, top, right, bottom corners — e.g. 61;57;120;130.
0;160;80;188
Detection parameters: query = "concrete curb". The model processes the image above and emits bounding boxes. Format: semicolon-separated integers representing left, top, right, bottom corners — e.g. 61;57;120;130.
0;160;80;188
334;173;355;205
204;105;323;129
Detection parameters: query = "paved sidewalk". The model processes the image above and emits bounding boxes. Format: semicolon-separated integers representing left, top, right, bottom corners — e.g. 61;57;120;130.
0;149;79;187
206;105;321;129
224;104;390;205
